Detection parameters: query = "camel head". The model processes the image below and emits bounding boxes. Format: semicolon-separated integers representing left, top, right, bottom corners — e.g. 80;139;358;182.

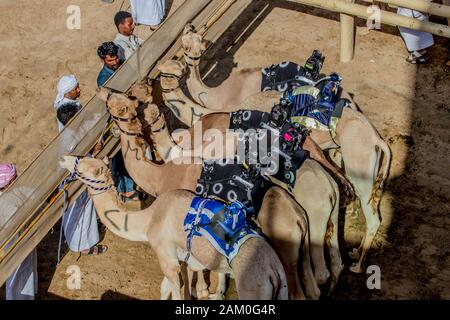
59;155;113;187
157;60;186;91
97;87;142;131
181;25;206;65
128;80;153;104
143;103;162;127
183;23;197;35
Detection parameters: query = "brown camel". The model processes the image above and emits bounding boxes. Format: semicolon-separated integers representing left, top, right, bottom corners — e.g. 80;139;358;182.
98;88;322;300
59;155;290;300
181;27;392;273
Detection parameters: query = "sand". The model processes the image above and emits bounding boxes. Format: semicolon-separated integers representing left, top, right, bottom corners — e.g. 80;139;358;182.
0;0;449;300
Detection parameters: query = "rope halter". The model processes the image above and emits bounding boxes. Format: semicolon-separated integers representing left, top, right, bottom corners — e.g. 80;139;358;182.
183;52;201;67
159;72;182;93
148;111;166;133
59;157;114;192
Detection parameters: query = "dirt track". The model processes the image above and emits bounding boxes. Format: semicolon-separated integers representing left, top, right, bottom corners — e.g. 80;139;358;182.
1;0;449;300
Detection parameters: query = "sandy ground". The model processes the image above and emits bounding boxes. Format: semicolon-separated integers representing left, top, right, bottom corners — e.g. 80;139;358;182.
1;0;449;300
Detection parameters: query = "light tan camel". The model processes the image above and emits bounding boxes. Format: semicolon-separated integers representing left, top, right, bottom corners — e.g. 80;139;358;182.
181;24;355;112
59;156;291;300
181;28;392;273
98;89;321;300
159;60;281;127
137;100;343;291
158;60;353;197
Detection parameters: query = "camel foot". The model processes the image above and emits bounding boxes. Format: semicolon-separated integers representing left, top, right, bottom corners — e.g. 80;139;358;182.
208;292;225;300
197;289;210;299
348;248;360;260
349;262;364;274
314;269;331;285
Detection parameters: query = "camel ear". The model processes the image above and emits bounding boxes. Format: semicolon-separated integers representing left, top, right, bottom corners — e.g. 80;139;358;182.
202;39;212;51
183;23;195;35
156;60;163;71
97;87;110;102
102;156;110;166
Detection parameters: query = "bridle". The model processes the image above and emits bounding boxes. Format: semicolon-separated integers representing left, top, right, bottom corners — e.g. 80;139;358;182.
59;157;114;193
105;91;143;137
183;51;201;67
159;72;182;93
148;111;166;133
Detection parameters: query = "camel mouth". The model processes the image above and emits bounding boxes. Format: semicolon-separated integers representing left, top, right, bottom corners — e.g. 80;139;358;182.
59;155;75;171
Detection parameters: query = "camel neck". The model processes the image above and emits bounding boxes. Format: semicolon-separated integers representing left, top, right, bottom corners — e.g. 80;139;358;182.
163;87;210;127
88;187;150;242
119;132;164;196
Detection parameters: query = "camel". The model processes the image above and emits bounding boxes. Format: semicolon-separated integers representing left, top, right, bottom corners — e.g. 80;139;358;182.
59;155;291;300
181;24;356;112
98;88;322;300
158;60;353;197
158;60;281;127
181;27;392;273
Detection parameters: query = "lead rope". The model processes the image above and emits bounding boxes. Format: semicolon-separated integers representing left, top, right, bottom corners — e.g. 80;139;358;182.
184;199;208;264
57;188;69;265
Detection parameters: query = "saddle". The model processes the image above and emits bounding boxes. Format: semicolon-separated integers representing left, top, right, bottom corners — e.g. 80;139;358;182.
184;197;260;263
283;75;350;138
229;109;309;190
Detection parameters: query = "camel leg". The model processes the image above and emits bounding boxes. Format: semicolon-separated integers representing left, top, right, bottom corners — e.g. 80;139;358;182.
159;256;183;300
307;212;330;285
188;268;197;298
160;276;171;300
195;271;210;299
325;196;344;293
209;273;226;300
350;199;381;273
301;227;321;300
274;239;306;300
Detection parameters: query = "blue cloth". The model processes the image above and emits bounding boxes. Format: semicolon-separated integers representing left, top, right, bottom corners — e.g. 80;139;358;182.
110;153;135;193
184;197;260;263
97;65;115;87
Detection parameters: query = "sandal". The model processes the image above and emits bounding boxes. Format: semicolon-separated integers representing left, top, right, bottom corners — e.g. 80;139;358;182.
406;51;430;64
82;244;108;256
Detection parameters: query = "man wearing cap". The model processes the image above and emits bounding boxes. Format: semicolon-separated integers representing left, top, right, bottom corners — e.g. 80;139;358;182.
0;163;38;300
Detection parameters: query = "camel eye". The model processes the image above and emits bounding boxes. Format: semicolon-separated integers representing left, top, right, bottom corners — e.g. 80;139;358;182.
95;167;103;176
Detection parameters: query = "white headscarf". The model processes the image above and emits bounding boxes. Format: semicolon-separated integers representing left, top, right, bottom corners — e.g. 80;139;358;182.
54;75;78;109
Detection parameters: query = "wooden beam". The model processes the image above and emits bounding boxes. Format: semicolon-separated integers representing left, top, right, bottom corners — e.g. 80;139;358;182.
340;0;356;62
285;0;450;38
375;0;450;19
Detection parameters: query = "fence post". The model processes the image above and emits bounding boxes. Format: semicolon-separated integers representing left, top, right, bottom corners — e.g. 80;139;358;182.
340;0;356;62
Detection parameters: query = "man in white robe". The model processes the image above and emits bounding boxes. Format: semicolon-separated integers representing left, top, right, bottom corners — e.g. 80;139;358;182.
130;0;166;29
113;11;144;60
397;4;434;64
55;81;107;256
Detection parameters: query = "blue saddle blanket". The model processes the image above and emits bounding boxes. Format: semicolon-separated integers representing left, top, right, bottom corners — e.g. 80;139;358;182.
184;197;261;263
